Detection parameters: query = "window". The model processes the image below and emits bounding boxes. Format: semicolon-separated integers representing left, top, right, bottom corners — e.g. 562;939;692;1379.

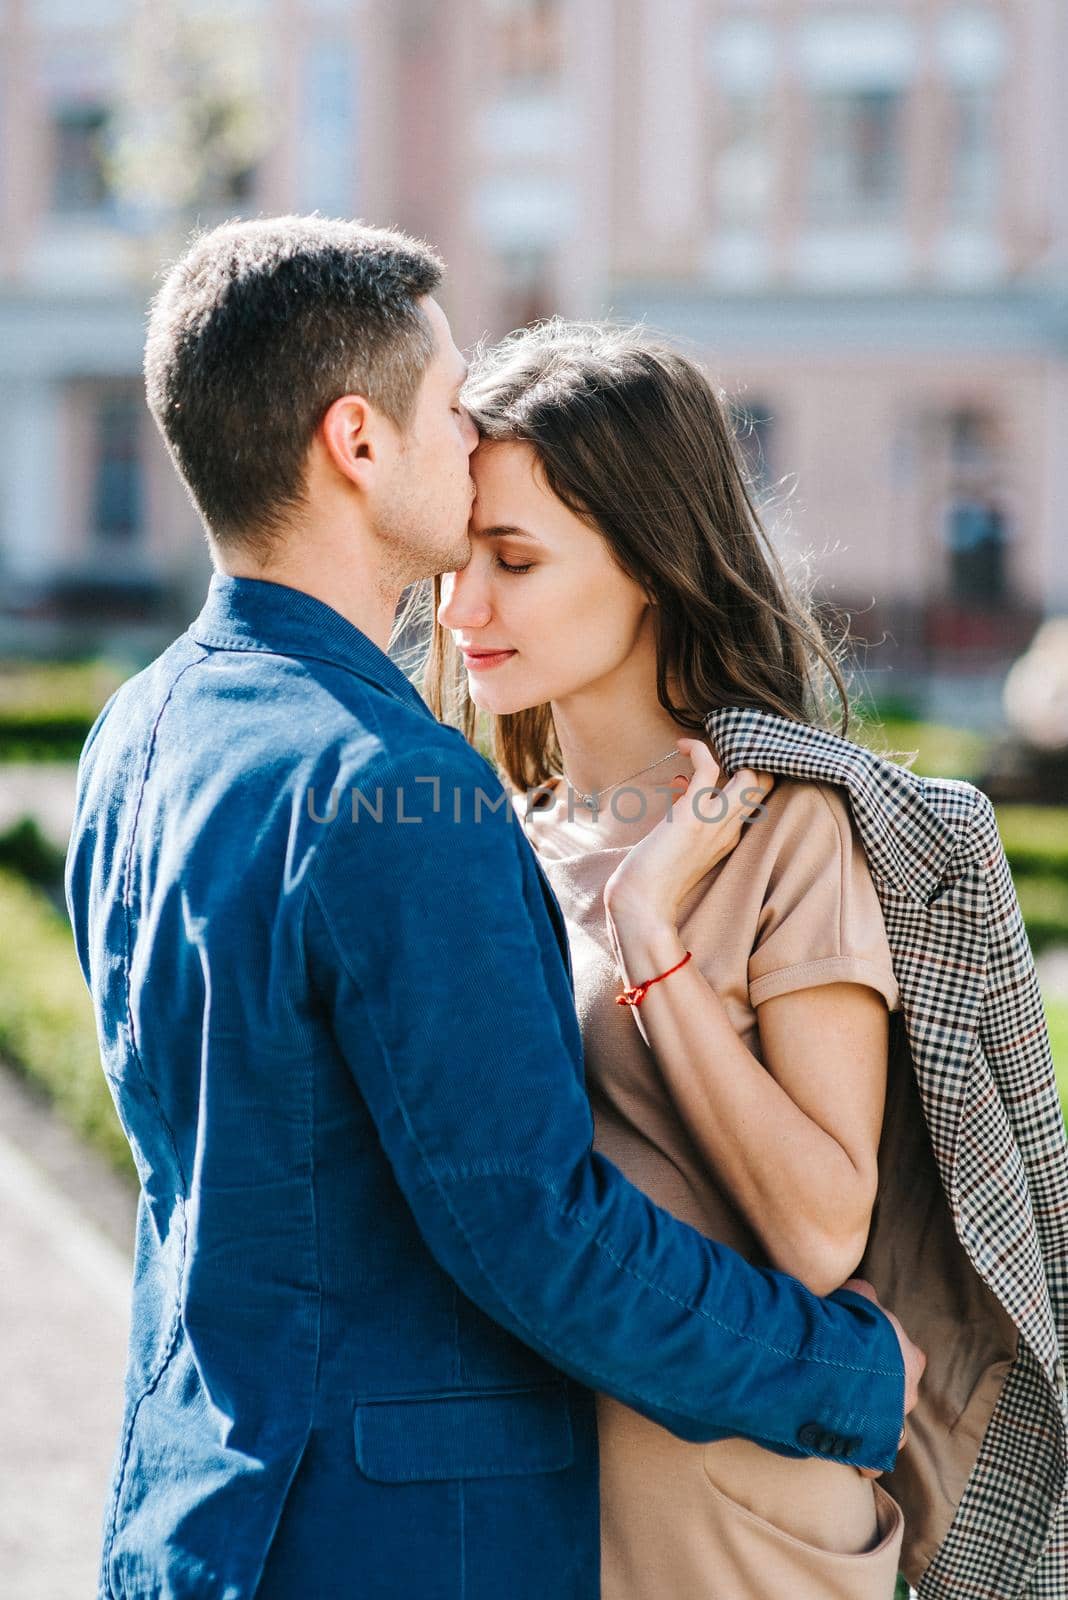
708;18;777;229
945;499;1007;604
51;103;112;215
486;0;564;86
31;0;125;21
948;407;992;470
809;88;904;222
715;93;775;226
92;391;143;545
943;410;1008;607
498;247;554;331
937;9;1003;228
297;42;356;214
947;85;997;222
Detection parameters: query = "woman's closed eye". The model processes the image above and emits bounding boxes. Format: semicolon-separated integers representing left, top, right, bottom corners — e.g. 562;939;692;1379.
495;557;534;574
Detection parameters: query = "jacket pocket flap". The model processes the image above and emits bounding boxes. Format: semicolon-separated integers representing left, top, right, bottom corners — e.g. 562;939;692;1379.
353;1382;574;1482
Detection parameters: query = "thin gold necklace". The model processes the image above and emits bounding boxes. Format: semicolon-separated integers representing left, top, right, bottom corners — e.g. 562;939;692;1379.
563;744;681;812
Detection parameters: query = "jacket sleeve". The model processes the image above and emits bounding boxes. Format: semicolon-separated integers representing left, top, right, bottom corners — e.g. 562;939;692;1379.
304;735;906;1468
970;789;1068;1330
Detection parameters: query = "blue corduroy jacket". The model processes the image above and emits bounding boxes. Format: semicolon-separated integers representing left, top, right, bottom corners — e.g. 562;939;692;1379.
65;575;905;1600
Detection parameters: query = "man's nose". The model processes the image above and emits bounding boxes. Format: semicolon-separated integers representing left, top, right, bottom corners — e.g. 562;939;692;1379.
438;568;492;630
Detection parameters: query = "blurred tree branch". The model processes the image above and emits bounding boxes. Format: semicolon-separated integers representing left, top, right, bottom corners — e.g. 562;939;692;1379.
106;0;275;270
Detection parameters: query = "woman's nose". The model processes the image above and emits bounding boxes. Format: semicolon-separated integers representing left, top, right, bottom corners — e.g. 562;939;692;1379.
438;568;492;631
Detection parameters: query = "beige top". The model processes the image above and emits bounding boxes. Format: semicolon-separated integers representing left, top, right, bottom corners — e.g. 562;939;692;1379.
518;770;902;1266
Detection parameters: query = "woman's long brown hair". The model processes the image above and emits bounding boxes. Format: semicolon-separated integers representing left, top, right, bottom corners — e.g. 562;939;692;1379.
405;318;861;796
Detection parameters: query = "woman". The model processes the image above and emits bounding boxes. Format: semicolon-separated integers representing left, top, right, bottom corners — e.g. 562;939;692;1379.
424;320;908;1599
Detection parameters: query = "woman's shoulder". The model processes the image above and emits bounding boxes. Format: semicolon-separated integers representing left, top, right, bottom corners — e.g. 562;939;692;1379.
746;774;855;854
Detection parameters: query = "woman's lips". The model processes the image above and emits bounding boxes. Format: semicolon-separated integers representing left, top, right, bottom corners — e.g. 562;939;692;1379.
461;649;516;671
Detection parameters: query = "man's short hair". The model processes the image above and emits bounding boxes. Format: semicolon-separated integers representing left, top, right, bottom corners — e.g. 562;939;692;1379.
144;214;444;554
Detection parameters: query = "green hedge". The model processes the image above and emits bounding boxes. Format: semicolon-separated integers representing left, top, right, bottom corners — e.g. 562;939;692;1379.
994;806;1068;884
0;816;68;886
0;868;132;1176
1014;879;1068;956
0;717;96;761
0;658;127;760
853;715;992;784
995;807;1068;955
1048;1001;1068;1116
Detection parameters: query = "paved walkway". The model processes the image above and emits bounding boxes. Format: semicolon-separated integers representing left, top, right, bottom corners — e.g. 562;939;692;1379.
0;1067;135;1599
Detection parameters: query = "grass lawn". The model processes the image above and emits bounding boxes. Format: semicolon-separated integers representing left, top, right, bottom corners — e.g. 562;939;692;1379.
1047;999;1068;1114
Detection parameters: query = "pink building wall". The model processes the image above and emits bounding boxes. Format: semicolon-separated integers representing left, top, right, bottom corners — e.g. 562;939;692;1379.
0;0;1064;678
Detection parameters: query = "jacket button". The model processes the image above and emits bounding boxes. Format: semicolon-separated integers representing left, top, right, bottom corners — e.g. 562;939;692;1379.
798;1422;862;1456
1055;1358;1066;1393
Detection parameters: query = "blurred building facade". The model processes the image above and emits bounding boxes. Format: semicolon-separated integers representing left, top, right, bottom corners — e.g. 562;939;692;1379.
1;0;1065;714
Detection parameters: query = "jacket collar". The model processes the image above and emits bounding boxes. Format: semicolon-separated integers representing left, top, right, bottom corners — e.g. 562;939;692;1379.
188;575;434;720
703;705;962;904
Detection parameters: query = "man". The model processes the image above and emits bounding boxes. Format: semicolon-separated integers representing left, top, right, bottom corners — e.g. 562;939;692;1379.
65;215;922;1600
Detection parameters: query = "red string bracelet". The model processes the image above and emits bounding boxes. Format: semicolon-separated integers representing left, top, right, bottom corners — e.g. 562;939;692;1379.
615;950;693;1009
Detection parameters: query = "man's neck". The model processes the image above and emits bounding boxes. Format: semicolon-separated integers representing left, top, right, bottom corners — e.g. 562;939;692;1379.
213;552;400;655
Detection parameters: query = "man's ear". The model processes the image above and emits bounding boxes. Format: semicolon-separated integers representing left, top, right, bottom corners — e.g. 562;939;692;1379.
319;393;384;492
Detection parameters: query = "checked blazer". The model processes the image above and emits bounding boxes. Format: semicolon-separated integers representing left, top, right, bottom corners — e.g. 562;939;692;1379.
704;703;1068;1600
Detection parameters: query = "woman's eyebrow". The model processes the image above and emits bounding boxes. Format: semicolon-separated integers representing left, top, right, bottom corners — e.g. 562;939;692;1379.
472;523;544;543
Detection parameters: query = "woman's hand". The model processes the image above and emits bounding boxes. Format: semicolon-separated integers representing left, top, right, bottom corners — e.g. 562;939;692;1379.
838;1277;926;1479
602;739;775;928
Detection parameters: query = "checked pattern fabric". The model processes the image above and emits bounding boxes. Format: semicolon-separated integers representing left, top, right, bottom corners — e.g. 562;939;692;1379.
704;704;1068;1600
